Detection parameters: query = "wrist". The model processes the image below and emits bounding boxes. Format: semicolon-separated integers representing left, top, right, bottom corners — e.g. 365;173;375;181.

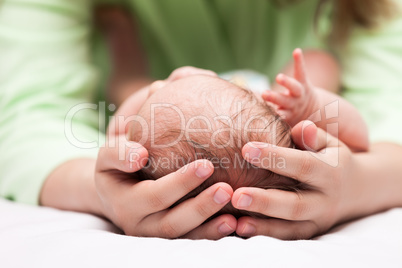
303;89;321;122
40;158;104;217
339;146;402;223
337;153;365;223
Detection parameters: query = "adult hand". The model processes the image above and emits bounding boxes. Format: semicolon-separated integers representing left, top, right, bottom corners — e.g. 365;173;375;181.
95;135;236;239
99;75;235;239
232;120;358;239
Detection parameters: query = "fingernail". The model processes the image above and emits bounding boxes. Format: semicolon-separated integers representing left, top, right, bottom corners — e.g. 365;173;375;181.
127;144;145;159
237;194;252;208
127;146;147;169
214;188;231;204
218;222;234;235
195;163;212;178
241;223;256;237
245;145;261;160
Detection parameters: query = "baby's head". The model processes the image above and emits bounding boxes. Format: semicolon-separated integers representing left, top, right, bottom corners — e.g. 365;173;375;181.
129;75;300;217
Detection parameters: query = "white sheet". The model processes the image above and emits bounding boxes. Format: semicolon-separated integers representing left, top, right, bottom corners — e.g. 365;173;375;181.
1;198;401;268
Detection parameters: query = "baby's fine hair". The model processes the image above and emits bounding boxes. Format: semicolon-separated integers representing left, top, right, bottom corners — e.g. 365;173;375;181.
130;76;303;218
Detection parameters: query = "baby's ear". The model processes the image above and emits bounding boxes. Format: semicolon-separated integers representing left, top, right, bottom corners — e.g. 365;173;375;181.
167;66;218;81
149;80;168;96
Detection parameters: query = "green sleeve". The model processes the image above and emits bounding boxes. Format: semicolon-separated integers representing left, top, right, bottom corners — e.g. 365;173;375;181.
340;1;402;145
0;0;103;205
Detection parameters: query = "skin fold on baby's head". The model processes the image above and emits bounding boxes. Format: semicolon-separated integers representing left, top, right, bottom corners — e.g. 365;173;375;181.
129;75;302;218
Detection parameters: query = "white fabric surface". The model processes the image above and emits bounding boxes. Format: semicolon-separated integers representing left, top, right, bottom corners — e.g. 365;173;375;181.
0;199;401;268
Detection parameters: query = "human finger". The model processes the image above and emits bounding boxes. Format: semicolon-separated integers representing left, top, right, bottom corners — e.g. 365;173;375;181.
292;120;342;152
276;109;292;122
96;137;148;173
107;88;150;136
291;120;319;151
276;73;304;97
242;141;324;183
182;214;237;240
236;216;319;240
293;48;308;84
270;83;288;93
133;159;215;213
139;182;233;238
232;188;324;221
243;128;344;184
262;90;293;109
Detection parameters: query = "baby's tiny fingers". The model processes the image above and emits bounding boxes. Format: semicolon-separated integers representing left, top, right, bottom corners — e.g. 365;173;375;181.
236;217;319;240
276;73;304;97
262;91;293;110
293;48;309;85
276;109;292;122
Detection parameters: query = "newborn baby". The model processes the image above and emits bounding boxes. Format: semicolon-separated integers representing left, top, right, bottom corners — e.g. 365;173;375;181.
127;72;302;218
121;50;368;218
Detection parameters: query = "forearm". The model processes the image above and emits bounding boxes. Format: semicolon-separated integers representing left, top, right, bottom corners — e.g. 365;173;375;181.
345;142;402;221
314;88;369;152
40;158;104;217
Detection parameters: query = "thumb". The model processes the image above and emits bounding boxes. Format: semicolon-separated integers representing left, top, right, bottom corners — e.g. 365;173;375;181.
291;120;318;151
291;120;343;152
97;134;149;173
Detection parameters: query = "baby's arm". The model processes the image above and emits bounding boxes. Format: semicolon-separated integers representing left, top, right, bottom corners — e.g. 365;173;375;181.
263;49;369;152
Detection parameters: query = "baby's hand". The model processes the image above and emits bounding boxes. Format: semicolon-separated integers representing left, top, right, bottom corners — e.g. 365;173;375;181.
262;49;319;127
